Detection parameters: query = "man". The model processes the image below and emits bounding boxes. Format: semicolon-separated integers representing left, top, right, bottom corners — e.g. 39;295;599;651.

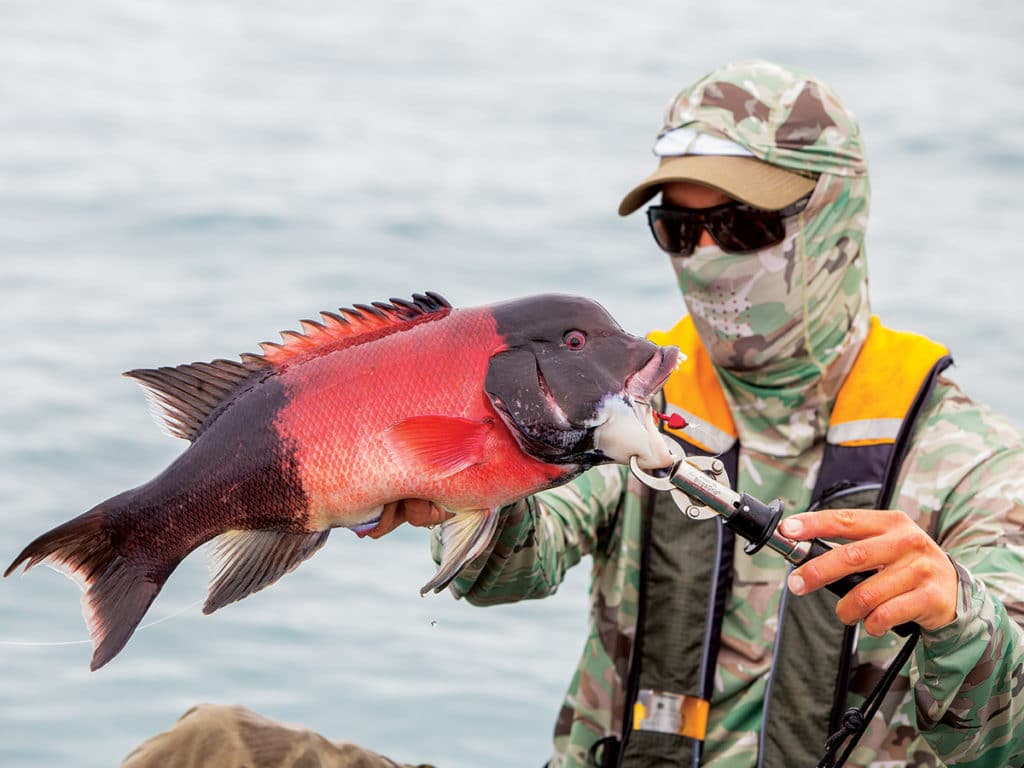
123;61;1024;768
401;60;1024;767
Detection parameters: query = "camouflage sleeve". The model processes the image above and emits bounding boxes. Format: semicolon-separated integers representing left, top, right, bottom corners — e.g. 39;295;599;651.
908;411;1024;767
429;463;628;605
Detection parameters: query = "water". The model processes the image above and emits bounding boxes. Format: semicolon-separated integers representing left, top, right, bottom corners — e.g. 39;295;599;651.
1;2;1022;766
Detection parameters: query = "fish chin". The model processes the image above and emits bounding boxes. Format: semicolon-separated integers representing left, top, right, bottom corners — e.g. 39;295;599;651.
592;395;677;469
490;394;588;465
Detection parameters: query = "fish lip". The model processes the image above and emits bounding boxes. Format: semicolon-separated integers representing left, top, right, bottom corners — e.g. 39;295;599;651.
625;346;680;399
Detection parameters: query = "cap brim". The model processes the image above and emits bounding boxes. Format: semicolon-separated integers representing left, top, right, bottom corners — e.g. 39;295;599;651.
618;155;818;216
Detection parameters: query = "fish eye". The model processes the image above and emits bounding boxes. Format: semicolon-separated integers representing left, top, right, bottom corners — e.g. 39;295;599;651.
563;330;587;350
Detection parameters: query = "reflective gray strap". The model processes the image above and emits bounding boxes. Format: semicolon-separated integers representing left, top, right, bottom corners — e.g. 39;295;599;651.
826;418;901;444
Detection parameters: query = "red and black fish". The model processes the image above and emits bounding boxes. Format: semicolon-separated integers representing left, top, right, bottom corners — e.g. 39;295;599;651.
5;292;679;670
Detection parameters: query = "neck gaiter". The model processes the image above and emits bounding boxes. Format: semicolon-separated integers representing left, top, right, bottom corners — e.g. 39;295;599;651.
672;174;871;455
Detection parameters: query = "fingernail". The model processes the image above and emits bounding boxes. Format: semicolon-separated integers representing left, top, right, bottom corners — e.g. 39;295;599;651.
788;573;805;595
780;518;803;537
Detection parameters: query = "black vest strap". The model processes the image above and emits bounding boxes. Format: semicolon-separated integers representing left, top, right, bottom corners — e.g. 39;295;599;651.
758;516;867;766
617;442;737;767
758;356;952;767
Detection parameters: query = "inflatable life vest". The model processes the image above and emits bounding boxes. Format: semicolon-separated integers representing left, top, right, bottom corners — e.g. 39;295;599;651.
609;315;951;768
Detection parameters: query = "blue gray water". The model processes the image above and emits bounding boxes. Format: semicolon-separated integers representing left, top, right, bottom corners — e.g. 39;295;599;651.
2;2;1022;766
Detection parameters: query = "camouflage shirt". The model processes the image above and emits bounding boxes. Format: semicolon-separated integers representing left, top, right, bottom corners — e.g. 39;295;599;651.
432;60;1024;767
434;374;1024;767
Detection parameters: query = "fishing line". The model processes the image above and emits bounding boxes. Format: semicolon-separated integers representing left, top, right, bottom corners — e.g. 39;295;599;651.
0;598;206;647
0;563;206;648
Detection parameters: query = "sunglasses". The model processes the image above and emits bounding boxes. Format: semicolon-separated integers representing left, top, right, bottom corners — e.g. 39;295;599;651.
646;194;811;256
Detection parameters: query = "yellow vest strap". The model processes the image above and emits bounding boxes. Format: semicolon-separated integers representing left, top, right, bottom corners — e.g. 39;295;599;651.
649;315;950;450
828;316;950;446
648;316;736;454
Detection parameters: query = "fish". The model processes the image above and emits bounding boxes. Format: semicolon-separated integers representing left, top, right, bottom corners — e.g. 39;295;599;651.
5;292;679;670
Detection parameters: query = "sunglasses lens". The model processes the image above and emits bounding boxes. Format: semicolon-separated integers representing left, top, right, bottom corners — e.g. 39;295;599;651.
647;208;702;256
647;195;809;256
706;205;786;252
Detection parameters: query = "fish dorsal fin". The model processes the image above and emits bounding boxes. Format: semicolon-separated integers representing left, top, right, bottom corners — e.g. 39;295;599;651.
203;529;331;615
125;293;451;441
124;358;265;442
249;292;452;367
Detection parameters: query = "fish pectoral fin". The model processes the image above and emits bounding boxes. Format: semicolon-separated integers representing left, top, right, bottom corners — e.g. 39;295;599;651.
420;508;499;595
204;529;331;614
384;416;493;478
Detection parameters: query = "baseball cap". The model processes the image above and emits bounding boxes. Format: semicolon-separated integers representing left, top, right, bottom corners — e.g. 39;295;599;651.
617;61;871;217
618;127;818;216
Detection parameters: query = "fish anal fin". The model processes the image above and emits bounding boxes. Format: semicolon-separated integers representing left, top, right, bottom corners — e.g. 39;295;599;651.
124;358;265;442
204;529;330;615
384;416;493;478
420;508;500;595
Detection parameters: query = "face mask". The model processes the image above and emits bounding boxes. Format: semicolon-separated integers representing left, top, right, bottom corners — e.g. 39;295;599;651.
672;237;804;376
670;179;870;390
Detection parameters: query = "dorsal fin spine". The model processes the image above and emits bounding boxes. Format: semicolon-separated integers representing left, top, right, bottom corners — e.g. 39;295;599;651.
320;311;347;326
354;303;386;319
252;292;452;368
299;319;325;335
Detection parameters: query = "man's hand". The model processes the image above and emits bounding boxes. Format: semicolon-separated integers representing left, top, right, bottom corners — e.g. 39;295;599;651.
362;499;453;539
779;509;959;636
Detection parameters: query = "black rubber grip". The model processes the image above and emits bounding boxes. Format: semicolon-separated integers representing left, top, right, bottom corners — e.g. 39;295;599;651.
797;539;917;637
733;493;784;556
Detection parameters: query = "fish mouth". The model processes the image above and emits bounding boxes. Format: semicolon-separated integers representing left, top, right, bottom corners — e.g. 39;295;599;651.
625;346;681;399
591;345;682;470
486;344;683;469
591;394;676;470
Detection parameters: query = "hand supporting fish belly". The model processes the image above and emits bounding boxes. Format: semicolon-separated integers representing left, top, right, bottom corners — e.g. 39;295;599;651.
5;292;679;669
359;500;454;540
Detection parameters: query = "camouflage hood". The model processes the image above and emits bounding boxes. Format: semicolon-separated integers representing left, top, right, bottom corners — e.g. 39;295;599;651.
660;61;872;455
661;60;868;177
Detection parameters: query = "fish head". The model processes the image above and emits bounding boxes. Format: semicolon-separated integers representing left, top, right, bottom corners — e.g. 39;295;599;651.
485;294;680;471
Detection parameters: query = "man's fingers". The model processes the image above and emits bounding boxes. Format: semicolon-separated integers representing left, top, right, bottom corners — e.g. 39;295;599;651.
404;500;452;528
835;565;925;630
780;508;906;541
364;500;453;539
428;502;454;526
859;590;923;637
788;533;906;595
364;502;402;539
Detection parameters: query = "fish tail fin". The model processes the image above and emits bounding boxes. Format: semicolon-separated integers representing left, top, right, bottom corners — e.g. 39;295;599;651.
420;508;500;595
5;500;174;671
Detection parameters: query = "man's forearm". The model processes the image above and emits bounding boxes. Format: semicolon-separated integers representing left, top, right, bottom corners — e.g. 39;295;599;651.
914;561;1024;766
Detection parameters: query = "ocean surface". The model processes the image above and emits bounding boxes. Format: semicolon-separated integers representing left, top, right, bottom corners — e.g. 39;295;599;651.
1;2;1022;766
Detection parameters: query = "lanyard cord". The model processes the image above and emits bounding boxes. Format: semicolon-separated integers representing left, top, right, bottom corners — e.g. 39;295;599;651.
817;627;921;768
